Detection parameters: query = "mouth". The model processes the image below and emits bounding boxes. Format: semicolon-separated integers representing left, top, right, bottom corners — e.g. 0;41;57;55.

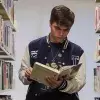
56;37;64;39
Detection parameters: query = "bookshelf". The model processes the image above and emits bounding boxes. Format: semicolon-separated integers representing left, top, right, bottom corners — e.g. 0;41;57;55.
94;1;100;100
0;43;15;61
0;0;16;32
0;0;16;98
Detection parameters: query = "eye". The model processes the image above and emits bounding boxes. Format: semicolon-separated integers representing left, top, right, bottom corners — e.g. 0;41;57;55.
63;29;67;32
63;27;70;32
54;26;61;30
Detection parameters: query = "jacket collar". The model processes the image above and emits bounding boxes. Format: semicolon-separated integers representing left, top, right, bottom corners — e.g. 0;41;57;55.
46;34;69;49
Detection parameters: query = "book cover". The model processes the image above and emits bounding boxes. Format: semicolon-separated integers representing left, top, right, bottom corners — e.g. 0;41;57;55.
30;62;82;86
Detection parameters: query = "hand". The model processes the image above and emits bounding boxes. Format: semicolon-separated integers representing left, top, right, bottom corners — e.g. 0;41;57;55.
25;67;33;78
45;76;63;89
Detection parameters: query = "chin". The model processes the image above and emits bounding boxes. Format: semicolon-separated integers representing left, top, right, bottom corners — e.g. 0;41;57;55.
56;39;64;43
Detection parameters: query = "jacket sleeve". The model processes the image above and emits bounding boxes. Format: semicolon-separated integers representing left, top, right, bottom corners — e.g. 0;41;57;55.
18;45;32;85
60;52;86;93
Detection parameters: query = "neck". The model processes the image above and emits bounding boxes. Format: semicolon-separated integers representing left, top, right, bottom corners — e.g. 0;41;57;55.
49;33;65;43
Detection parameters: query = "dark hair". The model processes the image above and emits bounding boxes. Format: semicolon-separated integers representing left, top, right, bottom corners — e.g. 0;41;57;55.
50;5;75;29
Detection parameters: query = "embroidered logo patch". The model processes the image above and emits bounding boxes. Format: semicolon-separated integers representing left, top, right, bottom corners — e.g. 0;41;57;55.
31;50;38;58
71;55;79;65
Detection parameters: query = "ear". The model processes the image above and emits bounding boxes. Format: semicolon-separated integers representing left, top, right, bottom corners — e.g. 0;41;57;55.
67;32;70;38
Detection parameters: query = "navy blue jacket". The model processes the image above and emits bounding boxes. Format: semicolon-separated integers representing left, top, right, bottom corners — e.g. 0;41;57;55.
19;36;86;100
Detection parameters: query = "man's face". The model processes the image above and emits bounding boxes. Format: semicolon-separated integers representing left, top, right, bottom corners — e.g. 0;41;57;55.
50;22;70;43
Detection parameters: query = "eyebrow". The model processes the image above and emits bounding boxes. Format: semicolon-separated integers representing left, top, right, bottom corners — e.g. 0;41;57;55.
54;25;68;30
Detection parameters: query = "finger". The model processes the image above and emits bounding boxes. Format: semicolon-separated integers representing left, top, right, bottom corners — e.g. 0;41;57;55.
45;77;54;87
50;76;58;84
25;71;30;77
45;76;52;83
26;70;30;75
28;67;33;73
49;76;64;87
58;76;63;81
25;69;31;77
46;77;58;88
27;68;32;74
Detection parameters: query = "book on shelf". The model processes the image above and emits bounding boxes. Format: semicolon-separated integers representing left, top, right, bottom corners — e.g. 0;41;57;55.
94;66;100;92
95;6;100;33
94;68;99;92
94;37;100;62
0;60;13;90
30;62;82;86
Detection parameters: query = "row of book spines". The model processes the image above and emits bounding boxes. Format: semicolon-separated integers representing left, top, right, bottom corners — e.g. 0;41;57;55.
95;6;100;32
0;14;15;56
95;1;100;100
94;66;100;92
1;0;14;23
0;95;12;100
0;60;13;90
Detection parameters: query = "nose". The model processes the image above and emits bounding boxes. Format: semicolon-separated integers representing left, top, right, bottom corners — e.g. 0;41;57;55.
59;30;64;36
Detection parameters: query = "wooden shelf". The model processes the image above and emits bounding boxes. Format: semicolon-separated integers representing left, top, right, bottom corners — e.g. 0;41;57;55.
0;55;15;61
0;1;16;32
0;79;15;94
0;0;16;95
0;44;15;61
0;89;13;94
96;0;100;2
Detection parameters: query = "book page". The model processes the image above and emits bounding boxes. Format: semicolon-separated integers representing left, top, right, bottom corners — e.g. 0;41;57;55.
30;62;60;86
30;62;82;85
59;63;82;80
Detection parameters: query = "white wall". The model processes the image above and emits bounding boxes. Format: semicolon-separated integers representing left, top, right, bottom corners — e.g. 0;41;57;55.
11;0;99;100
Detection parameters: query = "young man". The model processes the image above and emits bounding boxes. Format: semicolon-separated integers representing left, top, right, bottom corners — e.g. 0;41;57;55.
19;5;86;100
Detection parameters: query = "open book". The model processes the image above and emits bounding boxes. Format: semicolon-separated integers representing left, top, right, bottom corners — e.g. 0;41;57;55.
30;62;82;86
